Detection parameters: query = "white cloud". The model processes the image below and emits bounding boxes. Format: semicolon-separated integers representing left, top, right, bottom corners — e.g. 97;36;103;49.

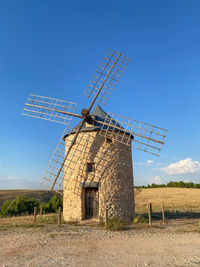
135;160;154;166
162;158;200;175
7;176;16;180
0;176;16;181
147;160;154;165
151;175;162;184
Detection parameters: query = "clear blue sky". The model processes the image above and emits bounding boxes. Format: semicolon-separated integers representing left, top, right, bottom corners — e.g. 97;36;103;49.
0;0;200;189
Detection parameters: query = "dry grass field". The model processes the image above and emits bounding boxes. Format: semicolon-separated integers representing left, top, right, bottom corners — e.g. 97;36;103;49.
134;187;200;214
1;187;200;214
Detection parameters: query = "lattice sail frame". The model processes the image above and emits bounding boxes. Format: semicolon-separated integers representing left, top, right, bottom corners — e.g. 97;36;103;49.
40;126;90;192
23;94;77;125
99;112;168;156
22;49;168;193
41;130;111;195
83;49;130;105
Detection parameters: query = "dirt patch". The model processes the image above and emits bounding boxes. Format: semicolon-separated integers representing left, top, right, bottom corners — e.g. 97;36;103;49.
0;218;200;266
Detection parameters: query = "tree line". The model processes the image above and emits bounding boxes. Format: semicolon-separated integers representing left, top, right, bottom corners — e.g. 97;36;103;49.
0;194;63;217
136;181;200;189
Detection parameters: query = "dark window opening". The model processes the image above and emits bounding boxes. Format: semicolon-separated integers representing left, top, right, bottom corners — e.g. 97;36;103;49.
87;162;95;172
106;137;112;143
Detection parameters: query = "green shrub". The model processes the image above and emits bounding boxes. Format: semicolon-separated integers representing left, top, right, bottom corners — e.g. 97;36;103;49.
49;194;63;212
0;193;62;218
38;214;57;224
133;214;148;224
107;217;126;231
39;194;63;214
15;195;39;215
0;200;12;216
0;199;18;216
0;195;39;217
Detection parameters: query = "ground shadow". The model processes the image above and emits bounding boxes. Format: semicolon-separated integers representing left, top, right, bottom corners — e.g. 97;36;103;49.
140;211;200;221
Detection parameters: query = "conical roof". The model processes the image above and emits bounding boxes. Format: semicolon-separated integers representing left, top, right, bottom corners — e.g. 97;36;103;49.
64;105;132;139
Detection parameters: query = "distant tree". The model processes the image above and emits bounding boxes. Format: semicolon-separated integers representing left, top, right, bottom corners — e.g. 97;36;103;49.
14;195;39;215
0;200;11;216
178;181;185;187
0;195;39;217
39;194;63;214
135;181;200;189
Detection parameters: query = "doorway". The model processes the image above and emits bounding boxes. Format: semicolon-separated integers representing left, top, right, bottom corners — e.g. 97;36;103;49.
85;187;99;219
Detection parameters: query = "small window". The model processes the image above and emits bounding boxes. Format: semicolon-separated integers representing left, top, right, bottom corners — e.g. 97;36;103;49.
87;162;95;172
106;137;112;143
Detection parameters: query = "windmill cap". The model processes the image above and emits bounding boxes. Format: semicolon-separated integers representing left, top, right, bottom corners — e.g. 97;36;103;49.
63;105;134;140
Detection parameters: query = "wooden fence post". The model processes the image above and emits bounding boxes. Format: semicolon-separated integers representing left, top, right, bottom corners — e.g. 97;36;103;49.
148;203;152;227
58;207;61;227
33;207;37;224
105;209;108;229
162;203;165;223
40;206;43;216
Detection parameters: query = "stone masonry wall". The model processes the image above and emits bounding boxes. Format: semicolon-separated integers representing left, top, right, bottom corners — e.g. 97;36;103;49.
63;131;134;222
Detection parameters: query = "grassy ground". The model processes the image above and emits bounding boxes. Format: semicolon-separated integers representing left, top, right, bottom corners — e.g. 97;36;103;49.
0;189;54;206
1;187;200;215
0;213;59;230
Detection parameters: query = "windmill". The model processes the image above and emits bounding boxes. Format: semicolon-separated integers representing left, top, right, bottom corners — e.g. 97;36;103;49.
22;49;167;222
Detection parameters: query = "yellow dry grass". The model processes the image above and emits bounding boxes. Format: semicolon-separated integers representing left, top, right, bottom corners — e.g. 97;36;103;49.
134;188;200;214
0;214;58;230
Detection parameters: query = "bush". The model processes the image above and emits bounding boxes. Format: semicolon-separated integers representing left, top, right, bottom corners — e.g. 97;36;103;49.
133;214;148;224
0;195;39;217
39;194;63;214
107;217;126;231
0;200;12;216
0;193;63;218
49;194;63;212
38;214;57;224
15;195;39;215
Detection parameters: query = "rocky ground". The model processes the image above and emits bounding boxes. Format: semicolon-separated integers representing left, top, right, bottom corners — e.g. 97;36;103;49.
0;218;200;267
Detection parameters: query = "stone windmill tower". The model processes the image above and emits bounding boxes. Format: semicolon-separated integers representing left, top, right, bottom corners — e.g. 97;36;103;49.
63;105;134;221
22;49;167;222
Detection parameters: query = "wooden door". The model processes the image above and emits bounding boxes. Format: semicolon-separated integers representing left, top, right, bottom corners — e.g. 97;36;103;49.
85;187;99;219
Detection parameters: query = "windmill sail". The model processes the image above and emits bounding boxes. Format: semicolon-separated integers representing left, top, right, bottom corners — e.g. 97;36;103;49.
83;49;129;105
23;94;78;125
98;112;167;156
40;128;110;194
22;49;168;194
